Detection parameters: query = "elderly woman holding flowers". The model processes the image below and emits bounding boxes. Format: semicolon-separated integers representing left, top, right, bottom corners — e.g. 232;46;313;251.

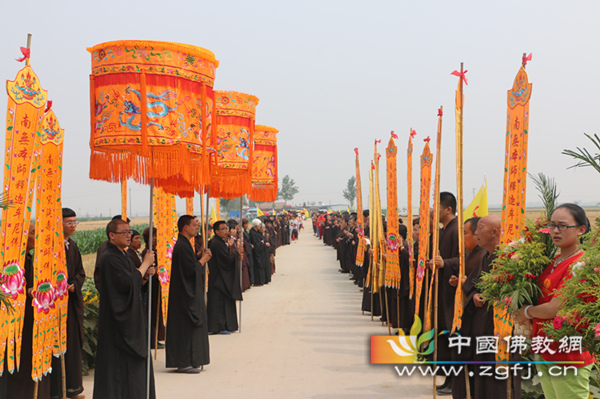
518;203;594;399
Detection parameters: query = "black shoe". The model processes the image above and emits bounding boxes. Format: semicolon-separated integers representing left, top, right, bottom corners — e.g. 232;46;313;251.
436;377;451;390
437;385;452;396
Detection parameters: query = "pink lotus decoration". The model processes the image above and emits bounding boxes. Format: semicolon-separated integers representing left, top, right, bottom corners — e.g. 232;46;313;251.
1;261;25;299
416;261;425;280
158;265;170;285
54;272;68;300
165;237;177;261
386;234;400;252
33;280;55;314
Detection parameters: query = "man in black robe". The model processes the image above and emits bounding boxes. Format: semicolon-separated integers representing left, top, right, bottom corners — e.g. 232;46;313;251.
459;215;520;399
50;208;85;399
448;217;486;398
249;219;268;286
242;219;254;285
94;218;156;399
166;215;212;373
93;214;130;293
431;192;460;394
207;220;242;334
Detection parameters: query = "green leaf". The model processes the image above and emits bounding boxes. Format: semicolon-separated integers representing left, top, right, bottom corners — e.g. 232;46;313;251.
417;329;435;348
410;316;422;337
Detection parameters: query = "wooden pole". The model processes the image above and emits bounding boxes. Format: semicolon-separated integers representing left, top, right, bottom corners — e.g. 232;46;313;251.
433;105;443;398
60;354;67;398
205;188;210;305
384;286;391;334
238;196;244;333
154;295;159;360
33;380;38;399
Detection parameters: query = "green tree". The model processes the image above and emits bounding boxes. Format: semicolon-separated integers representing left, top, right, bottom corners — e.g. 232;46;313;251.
277;175;299;203
342;176;356;209
562;133;600;174
220;197;248;214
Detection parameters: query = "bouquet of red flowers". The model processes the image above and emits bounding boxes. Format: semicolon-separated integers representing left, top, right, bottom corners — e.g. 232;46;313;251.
542;229;600;355
477;218;555;314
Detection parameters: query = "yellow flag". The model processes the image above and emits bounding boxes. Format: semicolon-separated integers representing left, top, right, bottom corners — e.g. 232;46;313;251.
303;208;309;218
257;207;264;217
210;206;217;224
464;179;488;218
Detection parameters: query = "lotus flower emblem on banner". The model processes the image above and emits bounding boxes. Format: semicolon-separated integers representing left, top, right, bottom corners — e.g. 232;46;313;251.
1;261;25;299
33;280;56;314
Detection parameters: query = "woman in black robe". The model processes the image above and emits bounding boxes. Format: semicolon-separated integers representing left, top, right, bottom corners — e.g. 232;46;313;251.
249;220;268;286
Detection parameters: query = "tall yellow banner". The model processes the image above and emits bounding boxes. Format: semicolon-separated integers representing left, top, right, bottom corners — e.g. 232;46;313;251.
497;62;533;362
0;60;47;375
33;109;67;380
413;139;433;317
407;130;416;299
384;132;401;289
154;187;178;326
354;148;366;268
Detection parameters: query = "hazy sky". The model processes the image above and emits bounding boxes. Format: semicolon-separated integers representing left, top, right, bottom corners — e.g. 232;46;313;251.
1;1;599;217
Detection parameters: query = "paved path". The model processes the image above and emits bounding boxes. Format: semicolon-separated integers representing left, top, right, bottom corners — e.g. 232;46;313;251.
83;224;433;398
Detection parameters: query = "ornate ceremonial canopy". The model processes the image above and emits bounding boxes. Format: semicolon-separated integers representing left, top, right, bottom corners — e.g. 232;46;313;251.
88;40;219;194
249;125;278;202
210;90;259;199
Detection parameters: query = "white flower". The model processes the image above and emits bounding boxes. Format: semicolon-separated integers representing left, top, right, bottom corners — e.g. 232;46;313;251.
571;261;585;277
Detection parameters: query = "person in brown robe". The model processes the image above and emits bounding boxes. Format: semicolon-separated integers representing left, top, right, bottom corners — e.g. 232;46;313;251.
1;223;51;399
431;192;460;394
458;215;520;399
448;217;486;399
50;208;86;399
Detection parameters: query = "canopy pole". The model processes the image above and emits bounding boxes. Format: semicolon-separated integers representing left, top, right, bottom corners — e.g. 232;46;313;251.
146;177;155;399
238;196;244;333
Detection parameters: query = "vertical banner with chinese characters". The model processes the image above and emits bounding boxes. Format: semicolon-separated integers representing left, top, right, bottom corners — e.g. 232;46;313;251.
32;109;66;380
452;67;467;335
354;148;366;268
426;109;444;334
407;130;416;299
414;139;432;317
0;61;47;375
384;133;401;288
497;62;532;362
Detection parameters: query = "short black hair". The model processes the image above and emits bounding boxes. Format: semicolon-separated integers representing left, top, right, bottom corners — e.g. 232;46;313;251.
178;215;195;232
412;218;420;226
227;219;238;230
62;208;76;218
131;229;140;238
398;224;408;240
112;214;131;223
142;227;157;244
213;220;227;232
106;219;128;239
440;192;457;214
465;217;480;234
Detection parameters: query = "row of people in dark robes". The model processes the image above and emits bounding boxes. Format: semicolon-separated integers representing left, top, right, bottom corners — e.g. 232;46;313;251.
0;208;86;399
315;193;520;399
92;213;294;397
1;209;298;399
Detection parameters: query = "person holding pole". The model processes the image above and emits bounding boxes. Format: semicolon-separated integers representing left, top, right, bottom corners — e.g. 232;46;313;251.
93;218;155;399
431;192;460;395
166;215;212;373
207;220;243;334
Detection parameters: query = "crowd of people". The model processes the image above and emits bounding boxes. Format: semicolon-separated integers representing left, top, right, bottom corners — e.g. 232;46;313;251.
313;196;594;399
1;208;307;399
